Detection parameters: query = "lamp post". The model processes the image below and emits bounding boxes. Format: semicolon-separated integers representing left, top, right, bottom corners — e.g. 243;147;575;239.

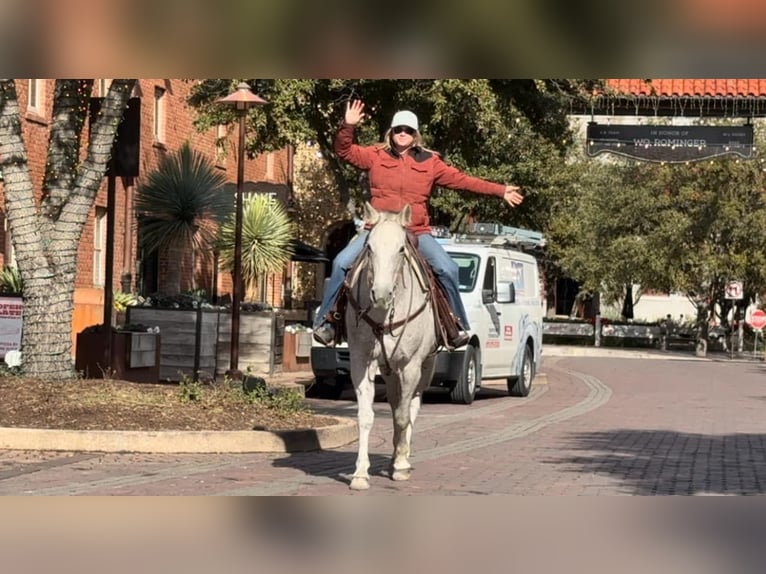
216;82;268;378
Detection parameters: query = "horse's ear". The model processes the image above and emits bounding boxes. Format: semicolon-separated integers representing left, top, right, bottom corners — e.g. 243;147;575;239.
364;202;380;225
399;204;412;227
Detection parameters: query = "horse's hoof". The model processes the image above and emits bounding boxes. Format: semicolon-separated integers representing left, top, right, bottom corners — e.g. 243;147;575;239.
391;468;411;481
349;477;370;490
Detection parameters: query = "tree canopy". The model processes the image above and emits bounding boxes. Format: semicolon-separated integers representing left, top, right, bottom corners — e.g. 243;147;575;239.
549;153;766;321
187;79;598;230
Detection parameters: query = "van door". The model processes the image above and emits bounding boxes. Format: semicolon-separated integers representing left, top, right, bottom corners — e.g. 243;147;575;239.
493;253;524;377
479;255;506;376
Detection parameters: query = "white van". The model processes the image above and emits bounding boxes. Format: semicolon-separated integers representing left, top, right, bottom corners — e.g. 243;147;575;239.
310;224;545;404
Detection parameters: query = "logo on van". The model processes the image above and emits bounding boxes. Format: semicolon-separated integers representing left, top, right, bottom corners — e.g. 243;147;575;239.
504;325;513;340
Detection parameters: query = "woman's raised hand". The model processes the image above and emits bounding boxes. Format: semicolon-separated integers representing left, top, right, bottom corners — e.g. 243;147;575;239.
504;185;524;207
345;99;366;125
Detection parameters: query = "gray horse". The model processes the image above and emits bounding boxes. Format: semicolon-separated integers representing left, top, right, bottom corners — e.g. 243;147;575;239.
344;203;438;490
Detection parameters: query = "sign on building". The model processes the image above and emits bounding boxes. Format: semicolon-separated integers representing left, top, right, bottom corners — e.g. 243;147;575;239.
586;124;754;163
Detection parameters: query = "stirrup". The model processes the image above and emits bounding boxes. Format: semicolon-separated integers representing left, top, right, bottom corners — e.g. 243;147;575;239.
451;331;470;348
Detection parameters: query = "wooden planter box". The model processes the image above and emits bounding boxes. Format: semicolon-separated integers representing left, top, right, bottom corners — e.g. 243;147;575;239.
127;307;285;381
127;307;220;381
283;331;312;373
216;311;285;377
75;330;161;383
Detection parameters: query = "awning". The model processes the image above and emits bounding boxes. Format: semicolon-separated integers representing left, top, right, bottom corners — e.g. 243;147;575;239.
290;239;329;263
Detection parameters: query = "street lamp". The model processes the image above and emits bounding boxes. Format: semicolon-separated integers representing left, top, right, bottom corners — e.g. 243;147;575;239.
216;82;268;378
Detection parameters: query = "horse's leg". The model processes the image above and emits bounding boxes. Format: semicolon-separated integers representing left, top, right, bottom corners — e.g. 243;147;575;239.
404;355;435;464
381;371;402;475
390;362;422;481
405;355;436;482
350;359;377;491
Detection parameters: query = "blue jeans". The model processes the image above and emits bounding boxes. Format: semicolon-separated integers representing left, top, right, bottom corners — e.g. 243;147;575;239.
313;230;369;329
313;230;470;330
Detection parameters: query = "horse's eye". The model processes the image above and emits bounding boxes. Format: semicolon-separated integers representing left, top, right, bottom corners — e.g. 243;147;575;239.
399;246;405;253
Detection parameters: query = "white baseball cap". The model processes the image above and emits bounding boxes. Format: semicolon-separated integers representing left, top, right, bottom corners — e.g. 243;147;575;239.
390;110;418;131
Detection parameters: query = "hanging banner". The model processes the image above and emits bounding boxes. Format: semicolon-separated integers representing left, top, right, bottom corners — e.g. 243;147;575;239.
586;124;754;163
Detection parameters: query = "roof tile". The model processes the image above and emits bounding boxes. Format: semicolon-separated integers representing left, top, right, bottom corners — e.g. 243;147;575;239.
607;78;766;97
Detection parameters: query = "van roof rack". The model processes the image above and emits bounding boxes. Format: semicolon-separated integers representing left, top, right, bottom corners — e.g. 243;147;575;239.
454;223;546;253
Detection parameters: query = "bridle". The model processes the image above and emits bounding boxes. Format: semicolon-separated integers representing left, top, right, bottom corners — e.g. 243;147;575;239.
344;240;431;375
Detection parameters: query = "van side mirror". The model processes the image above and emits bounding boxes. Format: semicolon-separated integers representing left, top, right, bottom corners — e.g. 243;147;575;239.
495;282;516;304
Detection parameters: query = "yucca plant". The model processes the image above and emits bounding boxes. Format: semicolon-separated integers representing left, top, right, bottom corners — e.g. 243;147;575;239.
112;291;138;312
0;265;23;294
135;142;232;294
218;194;294;301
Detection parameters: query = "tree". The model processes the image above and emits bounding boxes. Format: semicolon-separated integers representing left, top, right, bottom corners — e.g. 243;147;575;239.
547;160;670;312
134;142;232;295
0;79;136;379
217;194;294;301
653;160;766;322
549;154;766;331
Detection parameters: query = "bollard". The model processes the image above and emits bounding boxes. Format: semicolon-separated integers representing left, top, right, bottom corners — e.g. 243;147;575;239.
594;314;601;347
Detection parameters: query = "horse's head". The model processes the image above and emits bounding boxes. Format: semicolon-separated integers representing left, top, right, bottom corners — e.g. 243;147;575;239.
363;202;411;311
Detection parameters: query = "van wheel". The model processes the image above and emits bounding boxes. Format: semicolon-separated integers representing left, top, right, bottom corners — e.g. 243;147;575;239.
450;345;478;405
306;375;348;400
507;345;533;397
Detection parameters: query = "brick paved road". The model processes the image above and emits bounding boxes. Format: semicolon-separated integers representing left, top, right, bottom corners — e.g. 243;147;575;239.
2;355;766;495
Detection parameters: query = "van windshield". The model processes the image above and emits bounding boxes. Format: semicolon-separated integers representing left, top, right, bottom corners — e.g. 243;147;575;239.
447;252;481;292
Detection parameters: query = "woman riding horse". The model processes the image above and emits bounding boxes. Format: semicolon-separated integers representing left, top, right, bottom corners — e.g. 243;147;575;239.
313;99;524;348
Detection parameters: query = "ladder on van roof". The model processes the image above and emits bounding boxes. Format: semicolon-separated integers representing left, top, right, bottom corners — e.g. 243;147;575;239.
451;223;546;253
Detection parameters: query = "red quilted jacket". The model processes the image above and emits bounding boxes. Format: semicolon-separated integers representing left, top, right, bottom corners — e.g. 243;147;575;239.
334;123;506;235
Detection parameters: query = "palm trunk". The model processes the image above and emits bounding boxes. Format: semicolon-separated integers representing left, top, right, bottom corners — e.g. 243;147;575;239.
164;243;185;295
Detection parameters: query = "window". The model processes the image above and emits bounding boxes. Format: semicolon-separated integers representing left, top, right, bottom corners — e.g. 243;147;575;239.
153;87;166;142
96;79;112;97
93;207;107;286
215;124;227;164
482;256;496;300
27;79;44;115
448;252;480;292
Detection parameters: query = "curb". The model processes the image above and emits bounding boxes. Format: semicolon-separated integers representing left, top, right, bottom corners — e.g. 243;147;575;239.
0;416;358;454
543;346;709;361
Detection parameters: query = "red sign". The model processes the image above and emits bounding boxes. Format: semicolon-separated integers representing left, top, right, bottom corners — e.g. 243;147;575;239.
749;309;766;330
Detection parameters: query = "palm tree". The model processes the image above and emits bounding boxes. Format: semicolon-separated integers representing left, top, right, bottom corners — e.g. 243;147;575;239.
135;142;232;295
218;194;294;301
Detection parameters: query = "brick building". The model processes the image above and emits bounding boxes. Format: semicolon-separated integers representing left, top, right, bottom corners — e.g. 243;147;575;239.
0;79;291;353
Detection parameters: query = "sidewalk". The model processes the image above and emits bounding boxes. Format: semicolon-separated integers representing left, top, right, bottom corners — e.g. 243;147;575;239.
543;344;766;363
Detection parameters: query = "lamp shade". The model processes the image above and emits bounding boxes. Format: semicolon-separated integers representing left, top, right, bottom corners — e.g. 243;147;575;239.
216;82;268;109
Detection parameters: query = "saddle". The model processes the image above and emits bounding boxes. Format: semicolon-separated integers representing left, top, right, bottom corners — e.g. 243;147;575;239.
323;233;464;349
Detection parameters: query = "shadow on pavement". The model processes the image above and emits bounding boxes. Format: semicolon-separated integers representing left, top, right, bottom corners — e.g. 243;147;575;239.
544;429;766;495
271;449;393;486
